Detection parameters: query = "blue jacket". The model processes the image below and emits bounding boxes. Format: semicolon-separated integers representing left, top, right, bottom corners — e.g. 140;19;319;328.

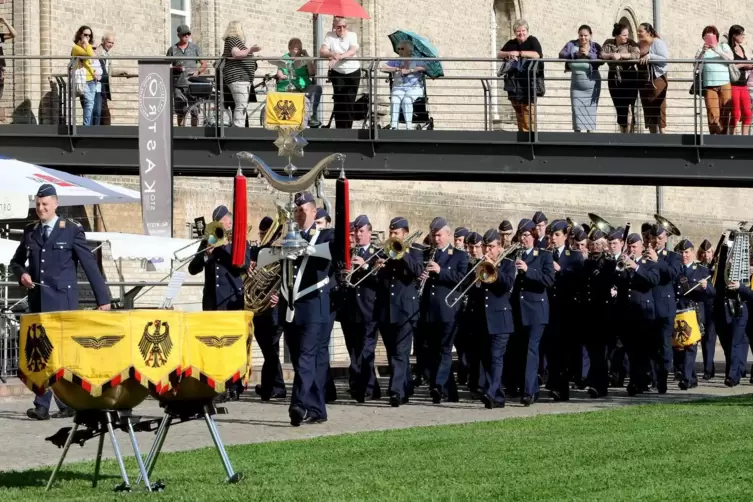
675;263;715;325
10;218;110;313
343;243;379;324
189;240;249;311
549;246;584;311
468;258;516;334
616;257;660;320
375;247;423;325
513;248;555;326
652;247;682;319
277;226;336;326
420;246;469;323
582;253;618;312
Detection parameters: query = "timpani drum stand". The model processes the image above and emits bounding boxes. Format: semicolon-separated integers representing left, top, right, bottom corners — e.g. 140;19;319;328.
45;409;163;492
136;399;242;486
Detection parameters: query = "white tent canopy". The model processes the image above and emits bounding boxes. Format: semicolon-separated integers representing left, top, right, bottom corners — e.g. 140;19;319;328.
0;157;140;210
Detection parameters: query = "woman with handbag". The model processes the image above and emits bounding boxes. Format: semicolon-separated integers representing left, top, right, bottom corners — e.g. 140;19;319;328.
727;25;752;135
636;23;669;134
601;23;640;133
695;25;733;135
498;19;543;132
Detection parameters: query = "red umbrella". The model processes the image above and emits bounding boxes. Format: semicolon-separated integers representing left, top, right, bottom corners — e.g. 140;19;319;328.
297;0;370;19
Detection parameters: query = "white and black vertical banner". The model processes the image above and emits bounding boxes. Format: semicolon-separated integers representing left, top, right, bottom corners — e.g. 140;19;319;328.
138;61;173;238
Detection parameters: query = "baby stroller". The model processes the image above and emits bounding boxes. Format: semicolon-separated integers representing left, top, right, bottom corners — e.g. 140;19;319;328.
380;73;434;130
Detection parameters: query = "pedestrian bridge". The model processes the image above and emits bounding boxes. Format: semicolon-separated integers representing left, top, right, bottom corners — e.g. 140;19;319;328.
0;55;751;187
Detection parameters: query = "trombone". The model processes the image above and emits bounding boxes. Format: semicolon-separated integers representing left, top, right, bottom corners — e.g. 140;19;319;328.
173;221;231;261
444;243;521;308
344;230;423;287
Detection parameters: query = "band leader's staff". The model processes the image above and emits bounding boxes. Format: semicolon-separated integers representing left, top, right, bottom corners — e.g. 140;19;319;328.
374;217;424;407
419;217;469;404
510;219;554;406
11;184;111;421
468;229;516;408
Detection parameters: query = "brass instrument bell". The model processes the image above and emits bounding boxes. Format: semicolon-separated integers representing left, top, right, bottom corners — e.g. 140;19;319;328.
653;214;682;237
587;213;615;235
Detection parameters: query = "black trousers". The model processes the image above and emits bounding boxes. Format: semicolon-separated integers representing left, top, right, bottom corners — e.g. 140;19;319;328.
608;69;638;127
328;69;361;129
380;320;415;399
254;314;286;396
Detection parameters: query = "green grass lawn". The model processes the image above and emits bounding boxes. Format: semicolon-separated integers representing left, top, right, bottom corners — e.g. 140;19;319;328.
2;396;753;501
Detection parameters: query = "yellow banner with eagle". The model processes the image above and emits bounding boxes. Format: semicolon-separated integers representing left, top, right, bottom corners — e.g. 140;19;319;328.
264;92;306;129
18;310;254;410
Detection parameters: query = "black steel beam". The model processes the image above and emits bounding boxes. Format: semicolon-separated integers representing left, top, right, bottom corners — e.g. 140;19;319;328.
1;125;753;187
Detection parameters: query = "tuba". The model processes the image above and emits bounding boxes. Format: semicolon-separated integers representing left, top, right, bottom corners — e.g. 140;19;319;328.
243;203;287;314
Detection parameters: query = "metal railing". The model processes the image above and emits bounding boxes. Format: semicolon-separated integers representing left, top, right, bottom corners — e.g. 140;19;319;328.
2;55;752;139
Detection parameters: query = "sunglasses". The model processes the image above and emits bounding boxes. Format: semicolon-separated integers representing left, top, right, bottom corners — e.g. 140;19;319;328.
83;33;92;38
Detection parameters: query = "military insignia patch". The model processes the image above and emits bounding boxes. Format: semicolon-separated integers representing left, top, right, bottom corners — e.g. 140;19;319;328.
196;335;243;348
59;219;66;228
138;320;173;368
533;250;539;257
309;228;316;236
448;248;453;255
692;265;697;270
662;250;667;256
25;323;53;372
565;250;570;256
73;335;124;350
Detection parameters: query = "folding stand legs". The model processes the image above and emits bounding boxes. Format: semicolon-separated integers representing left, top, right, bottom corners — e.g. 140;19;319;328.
203;404;241;483
92;433;105;488
46;420;79;491
136;415;172;486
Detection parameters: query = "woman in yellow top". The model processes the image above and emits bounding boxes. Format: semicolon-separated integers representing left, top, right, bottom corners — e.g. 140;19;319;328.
71;25;100;126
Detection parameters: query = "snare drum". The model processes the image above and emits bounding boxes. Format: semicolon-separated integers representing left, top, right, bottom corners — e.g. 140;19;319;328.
672;308;702;349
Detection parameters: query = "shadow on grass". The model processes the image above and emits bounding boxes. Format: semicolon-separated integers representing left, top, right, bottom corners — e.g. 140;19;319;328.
674;394;753;407
0;468;120;489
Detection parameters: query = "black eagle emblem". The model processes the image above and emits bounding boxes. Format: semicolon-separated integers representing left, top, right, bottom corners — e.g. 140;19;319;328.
138;320;173;368
196;335;242;348
673;320;693;345
72;335;124;350
25;323;53;372
273;99;297;121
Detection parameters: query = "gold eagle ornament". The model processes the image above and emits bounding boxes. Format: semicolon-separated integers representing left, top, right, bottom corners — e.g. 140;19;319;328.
25;323;53;372
273;99;297;121
73;335;124;350
196;335;242;348
138;320;173;368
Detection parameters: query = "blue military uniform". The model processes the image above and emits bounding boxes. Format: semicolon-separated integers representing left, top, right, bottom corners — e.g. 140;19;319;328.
375;217;424;406
674;240;715;390
543;220;584;401
250;216;286;401
510;219;555;404
649;224;683;393
615;234;660;395
420;217;469;403
278;192;339;426
467;229;516;408
532;211;549;249
715;272;749;387
10;184;110;419
458;231;483;392
567;226;591;388
452;226;471;385
188;205;249;311
697;239;717;379
343;214;381;401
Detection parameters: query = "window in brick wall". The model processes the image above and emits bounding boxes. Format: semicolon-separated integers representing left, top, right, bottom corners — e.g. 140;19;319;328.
170;0;191;42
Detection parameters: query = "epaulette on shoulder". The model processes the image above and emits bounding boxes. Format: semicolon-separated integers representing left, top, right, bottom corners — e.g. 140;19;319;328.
27;221;39;230
67;218;82;227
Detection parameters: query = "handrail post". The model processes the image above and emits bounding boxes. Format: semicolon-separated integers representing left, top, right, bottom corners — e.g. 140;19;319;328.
481;79;490;131
532;60;540;143
67;58;77;135
217;58;225;138
372;58;379;140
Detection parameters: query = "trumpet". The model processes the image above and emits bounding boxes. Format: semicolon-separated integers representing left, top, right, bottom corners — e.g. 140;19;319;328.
344;230;423;287
445;243;521;308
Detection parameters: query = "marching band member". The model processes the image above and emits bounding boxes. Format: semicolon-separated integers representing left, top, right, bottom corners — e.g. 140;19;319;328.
697;239;717;379
545;220;584;401
615;233;660;396
374;217;424;407
647;224;683;393
412;227;436;387
510;219;555;406
468;229;516;408
715;276;749;388
532;211;549;249
582;228;614;398
314;207;331;229
250;216;286;401
641;222;652;248
458;231;483;388
281;191;337;426
419;217;469;403
11;184;111;421
454;227;470;249
571;227;589;260
674;239;714;390
568;226;590;387
345;215;381;402
498;220;515;250
606;228;628;388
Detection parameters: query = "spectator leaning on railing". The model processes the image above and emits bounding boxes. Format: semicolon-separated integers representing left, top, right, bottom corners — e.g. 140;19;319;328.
166;24;207;127
0;17;17;111
94;31;121;126
696;25;733;135
320;16;361;129
277;37;323;128
559;25;603;133
498;19;543;133
636;23;668;134
601;23;640;134
727;25;752;136
71;25;98;127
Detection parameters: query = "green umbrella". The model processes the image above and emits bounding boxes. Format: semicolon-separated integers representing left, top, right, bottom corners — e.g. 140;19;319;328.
388;30;444;79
